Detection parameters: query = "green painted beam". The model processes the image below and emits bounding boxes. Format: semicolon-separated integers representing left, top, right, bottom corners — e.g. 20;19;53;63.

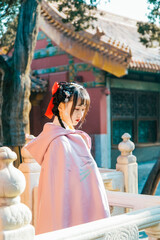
75;63;92;72
111;78;160;92
33;65;69;75
128;69;160;76
33;63;92;75
83;81;105;88
34;46;66;59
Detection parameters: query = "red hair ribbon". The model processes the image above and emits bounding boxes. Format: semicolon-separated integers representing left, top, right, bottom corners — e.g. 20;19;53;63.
45;82;59;119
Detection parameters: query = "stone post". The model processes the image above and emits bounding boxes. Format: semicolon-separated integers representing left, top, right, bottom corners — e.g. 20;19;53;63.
0;146;35;240
19;134;41;226
116;133;138;194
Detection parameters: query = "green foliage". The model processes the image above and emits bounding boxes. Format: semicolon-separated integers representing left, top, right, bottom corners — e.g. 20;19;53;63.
137;21;160;47
0;17;18;52
0;0;100;50
137;0;160;47
49;0;97;31
0;0;20;36
147;0;160;22
0;0;20;51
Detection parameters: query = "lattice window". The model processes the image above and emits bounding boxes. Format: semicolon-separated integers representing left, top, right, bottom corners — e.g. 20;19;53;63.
112;120;134;145
111;91;135;118
138;120;157;143
111;89;159;144
138;93;158;117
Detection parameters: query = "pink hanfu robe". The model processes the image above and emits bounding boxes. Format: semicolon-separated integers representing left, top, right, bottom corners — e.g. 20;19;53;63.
25;123;110;235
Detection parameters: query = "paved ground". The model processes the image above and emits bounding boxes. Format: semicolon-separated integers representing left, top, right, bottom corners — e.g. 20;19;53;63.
138;160;159;239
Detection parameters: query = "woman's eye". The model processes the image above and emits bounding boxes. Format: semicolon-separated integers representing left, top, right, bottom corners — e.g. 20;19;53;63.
75;107;85;111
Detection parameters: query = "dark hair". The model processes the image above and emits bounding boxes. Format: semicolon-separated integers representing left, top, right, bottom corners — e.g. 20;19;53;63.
52;82;90;128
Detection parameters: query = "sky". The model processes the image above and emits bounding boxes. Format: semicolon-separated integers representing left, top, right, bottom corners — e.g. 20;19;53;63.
97;0;150;22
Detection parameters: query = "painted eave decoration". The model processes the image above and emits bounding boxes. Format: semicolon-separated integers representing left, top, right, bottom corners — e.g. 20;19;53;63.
40;1;132;78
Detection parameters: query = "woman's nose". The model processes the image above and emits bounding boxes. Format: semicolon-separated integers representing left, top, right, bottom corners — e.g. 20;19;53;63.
77;110;83;118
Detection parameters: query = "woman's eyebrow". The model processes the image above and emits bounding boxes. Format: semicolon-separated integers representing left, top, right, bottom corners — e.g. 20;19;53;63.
77;104;86;107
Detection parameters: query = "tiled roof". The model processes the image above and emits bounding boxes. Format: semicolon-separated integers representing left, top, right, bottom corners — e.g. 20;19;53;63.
40;1;159;74
129;59;160;73
41;2;131;60
39;1;132;77
91;11;160;73
31;75;48;93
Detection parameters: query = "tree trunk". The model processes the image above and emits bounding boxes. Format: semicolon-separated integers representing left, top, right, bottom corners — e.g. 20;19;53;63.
2;0;41;147
0;67;5;146
142;159;160;195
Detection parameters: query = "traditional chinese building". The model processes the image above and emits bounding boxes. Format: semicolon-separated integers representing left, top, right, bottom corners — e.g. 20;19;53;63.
30;1;160;168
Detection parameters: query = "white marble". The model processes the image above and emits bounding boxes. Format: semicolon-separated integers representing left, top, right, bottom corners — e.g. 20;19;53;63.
0;146;35;240
116;133;138;194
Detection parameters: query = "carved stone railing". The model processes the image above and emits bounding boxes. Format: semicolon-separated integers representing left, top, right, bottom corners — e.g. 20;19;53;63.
34;193;160;240
99;168;124;215
0;146;35;240
19;134;41;226
116;133;138;194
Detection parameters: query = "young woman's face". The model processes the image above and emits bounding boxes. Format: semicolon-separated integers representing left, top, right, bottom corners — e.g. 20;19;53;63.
71;98;86;126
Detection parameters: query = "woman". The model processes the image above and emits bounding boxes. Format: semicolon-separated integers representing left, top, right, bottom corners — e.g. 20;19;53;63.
25;82;110;235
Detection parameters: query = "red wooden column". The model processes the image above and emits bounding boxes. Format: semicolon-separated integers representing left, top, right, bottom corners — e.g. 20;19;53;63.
82;87;110;168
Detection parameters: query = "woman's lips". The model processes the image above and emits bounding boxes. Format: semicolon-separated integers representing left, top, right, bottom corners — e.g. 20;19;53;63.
76;119;80;122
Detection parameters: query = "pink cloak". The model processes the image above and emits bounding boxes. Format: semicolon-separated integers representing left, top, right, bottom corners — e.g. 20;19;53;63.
25;123;110;235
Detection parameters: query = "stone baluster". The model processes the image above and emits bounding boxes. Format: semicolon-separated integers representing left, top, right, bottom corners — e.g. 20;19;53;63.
19;134;41;226
116;133;138;194
0;146;34;240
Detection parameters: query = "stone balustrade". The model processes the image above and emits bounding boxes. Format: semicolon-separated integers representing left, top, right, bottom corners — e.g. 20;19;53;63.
0;146;35;240
99;168;124;215
19;134;41;226
17;133;160;239
34;201;160;240
116;133;138;194
34;191;160;240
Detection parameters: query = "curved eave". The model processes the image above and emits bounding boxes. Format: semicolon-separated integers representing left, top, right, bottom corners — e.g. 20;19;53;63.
40;3;132;77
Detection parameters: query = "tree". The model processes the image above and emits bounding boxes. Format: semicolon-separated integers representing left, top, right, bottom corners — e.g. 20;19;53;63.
137;0;160;47
0;0;100;150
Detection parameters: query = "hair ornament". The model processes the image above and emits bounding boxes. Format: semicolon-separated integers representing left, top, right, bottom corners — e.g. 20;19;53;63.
64;90;71;102
45;82;59;119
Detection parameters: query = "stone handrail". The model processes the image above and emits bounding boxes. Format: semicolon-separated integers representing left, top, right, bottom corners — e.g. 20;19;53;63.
34;203;160;240
33;190;160;239
107;190;160;210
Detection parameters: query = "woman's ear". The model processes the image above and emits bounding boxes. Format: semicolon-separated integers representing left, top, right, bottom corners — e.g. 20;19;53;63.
58;102;65;112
